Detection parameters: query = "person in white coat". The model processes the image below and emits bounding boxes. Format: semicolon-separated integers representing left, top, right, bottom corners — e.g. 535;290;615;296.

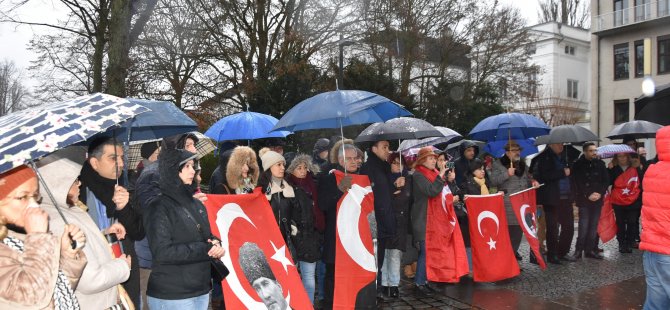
38;147;131;309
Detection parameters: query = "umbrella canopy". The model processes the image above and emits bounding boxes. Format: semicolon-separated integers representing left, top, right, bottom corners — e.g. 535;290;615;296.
105;98;198;142
484;138;539;158
400;145;440;160
596;144;636;159
634;83;670;126
398;126;462;151
606;120;663;140
0;93;148;174
126;132;216;169
534;125;600;145
469;112;550;142
354;117;443;143
271;90;412;132
206;111;292;142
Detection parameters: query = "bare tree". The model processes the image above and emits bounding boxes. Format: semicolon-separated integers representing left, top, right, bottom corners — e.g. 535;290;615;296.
0;60;28;116
538;0;590;28
516;86;586;126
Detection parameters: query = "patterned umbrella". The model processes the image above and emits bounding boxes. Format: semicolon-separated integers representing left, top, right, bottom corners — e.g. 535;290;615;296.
596;144;636;159
0;93;149;174
398;126;462;151
354;117;443;143
126;132;216;169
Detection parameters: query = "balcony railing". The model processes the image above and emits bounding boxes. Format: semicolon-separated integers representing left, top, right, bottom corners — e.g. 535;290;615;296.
595;0;670;32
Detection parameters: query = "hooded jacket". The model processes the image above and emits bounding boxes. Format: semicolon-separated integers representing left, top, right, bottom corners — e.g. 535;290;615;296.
209;150;234;194
360;149;397;239
38;147;128;309
226;146;259;193
144;148;215;300
640;126;670;255
454;140;480;188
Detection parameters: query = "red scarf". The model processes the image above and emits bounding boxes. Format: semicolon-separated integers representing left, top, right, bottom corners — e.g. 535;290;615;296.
610;167;640;206
416;165;440;182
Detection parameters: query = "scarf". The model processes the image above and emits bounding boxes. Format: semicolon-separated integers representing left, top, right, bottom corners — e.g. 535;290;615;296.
265;177;295;199
2;236;80;310
79;161;119;216
235;177;254;194
473;176;489;195
416;165;439;182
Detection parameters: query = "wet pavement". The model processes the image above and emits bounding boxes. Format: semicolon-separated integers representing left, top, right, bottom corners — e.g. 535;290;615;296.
379;237;646;309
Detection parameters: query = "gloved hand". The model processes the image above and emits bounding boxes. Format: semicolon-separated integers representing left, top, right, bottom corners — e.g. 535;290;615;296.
291;224;298;236
337;175;353;193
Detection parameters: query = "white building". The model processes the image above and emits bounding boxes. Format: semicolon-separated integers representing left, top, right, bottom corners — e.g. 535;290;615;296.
514;22;591;128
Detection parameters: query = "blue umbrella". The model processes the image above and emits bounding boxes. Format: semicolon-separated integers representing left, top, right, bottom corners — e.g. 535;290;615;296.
469;113;550;142
0;93;149;174
206;111;291;142
271;90;412;132
484;138;539;158
103;98;198;141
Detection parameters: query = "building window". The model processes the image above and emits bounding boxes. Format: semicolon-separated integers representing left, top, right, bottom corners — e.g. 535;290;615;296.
659;37;670;74
528;72;538;99
635;40;644;77
614;99;630;124
659;0;670;17
567;79;578;99
635;0;651;22
564;45;575;55
614;0;630;26
614;43;630;80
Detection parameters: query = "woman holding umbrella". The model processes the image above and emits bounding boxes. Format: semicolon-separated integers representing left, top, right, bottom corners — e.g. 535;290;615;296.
0;165;87;309
609;151;645;253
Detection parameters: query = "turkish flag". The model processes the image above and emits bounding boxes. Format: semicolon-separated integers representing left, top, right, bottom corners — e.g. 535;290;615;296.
204;189;313;310
509;188;547;270
426;185;469;282
465;193;520;282
598;193;617;243
333;170;377;309
610;167;640;205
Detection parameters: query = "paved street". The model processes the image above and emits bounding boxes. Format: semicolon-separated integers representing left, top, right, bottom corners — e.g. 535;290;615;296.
379;234;646;309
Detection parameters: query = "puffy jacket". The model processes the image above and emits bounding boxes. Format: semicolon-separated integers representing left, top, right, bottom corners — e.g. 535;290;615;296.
640;126;670;255
144;148;215;300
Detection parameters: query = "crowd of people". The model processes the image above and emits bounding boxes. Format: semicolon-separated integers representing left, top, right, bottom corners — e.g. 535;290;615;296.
1;126;669;310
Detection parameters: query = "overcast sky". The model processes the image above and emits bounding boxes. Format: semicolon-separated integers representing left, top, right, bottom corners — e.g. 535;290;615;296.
0;0;539;91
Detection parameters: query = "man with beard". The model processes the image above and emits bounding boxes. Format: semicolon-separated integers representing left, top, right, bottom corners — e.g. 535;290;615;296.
490;140;539;261
568;142;609;260
79;137;144;307
454;140;481;190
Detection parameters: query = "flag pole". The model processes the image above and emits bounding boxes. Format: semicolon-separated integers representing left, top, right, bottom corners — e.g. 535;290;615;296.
509;184;545;197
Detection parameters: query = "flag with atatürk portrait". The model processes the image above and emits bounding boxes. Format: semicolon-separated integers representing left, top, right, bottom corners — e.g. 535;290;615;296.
205;189;312;309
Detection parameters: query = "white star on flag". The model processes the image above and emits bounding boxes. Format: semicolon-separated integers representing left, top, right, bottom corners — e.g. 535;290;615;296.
622;188;631;195
270;240;294;273
487;237;497;250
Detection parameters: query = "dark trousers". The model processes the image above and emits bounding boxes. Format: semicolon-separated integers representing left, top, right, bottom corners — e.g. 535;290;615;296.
376;237;388;286
509;225;523;253
613;205;640;246
121;239;140;308
324;263;335;310
575;205;602;253
544;199;574;257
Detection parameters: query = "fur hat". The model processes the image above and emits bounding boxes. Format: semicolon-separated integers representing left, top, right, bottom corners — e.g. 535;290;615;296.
259;147;285;172
415;146;439;167
239;242;276;285
287;154;321;175
0;166;37;198
226;146;259;190
329;138;355;164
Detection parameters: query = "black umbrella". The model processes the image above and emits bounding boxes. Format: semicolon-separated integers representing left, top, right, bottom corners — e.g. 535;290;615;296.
606;120;663;140
634;83;670;126
354;117;443;143
534;125;600;145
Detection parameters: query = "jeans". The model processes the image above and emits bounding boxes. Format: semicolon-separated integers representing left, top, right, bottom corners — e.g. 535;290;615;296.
147;293;209;310
414;241;427;285
299;261;317;303
316;260;326;301
381;249;402;286
576;205;602;252
644;251;670;310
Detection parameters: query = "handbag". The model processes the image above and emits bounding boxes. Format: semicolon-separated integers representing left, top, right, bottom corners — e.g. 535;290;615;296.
178;202;230;281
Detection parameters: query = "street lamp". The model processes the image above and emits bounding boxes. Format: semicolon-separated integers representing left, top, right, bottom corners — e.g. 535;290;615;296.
338;36;355;89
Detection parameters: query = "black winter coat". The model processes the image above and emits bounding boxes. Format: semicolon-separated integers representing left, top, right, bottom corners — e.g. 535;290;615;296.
257;176;302;250
145;149;216;300
292;187;322;262
317;166;347;264
572;155;609;208
532;148;577;205
386;173;411;251
360;152;396;239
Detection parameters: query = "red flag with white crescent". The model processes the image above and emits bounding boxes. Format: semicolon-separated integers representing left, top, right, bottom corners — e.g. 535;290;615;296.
465;193;520;282
610;167;640;206
425;185;469;282
333;170;377;309
204;189;312;310
509;188;547;270
598;192;617;243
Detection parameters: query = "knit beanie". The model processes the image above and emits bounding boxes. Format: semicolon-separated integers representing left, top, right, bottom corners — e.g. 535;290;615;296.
259;147;285;172
0;166;37;198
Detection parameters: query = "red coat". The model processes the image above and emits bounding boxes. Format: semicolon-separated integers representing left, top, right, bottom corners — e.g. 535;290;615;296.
640;126;670;255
